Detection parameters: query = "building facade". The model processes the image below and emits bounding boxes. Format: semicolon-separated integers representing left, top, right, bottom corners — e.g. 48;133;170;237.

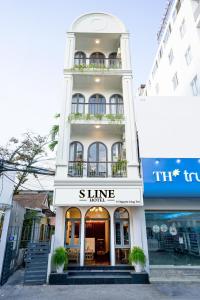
53;13;148;267
141;0;200;96
136;96;200;267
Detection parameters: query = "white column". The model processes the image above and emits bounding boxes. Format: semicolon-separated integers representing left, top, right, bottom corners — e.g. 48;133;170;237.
132;207;149;272
54;207;65;249
122;75;140;178
64;32;75;69
56;75;73;178
120;33;131;70
80;208;87;266
110;208;115;266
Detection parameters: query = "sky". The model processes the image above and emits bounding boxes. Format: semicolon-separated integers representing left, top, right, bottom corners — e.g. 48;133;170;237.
0;0;166;145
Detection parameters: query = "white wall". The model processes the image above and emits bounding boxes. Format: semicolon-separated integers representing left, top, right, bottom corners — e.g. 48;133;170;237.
0;171;16;282
145;0;200;97
135;96;200;158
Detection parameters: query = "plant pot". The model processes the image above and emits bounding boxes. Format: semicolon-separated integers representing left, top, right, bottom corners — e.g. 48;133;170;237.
134;263;142;273
56;264;64;274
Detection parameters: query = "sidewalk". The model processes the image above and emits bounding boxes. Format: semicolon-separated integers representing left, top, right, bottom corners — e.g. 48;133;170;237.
1;269;200;300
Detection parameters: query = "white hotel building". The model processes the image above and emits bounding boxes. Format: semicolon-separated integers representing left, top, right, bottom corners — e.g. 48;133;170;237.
142;0;200;97
53;13;148;267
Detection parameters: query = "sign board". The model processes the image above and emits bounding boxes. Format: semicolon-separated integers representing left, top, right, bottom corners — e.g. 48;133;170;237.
54;186;143;206
142;158;200;197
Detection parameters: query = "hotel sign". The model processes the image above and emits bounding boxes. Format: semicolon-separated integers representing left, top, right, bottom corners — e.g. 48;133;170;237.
142;158;200;198
54;186;143;206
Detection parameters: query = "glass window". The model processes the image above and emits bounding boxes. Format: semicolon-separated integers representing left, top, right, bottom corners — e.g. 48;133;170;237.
72;93;85;114
109;52;120;68
180;19;186;39
90;52;105;67
112;142;123;162
110;94;123;115
89;94;106;115
191;75;199;96
69;142;83;161
172;72;179;90
146;211;200;266
65;208;81;252
88;142;107;177
168;49;174;65
69;142;83;177
185;46;192;65
74;51;86;65
114;208;130;264
114;208;130;247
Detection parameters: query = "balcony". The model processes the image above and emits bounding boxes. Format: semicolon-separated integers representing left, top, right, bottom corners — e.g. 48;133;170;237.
68;161;127;178
69;102;124;123
73;57;122;71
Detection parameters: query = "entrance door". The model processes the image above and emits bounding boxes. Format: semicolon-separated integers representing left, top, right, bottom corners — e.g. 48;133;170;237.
85;207;110;265
65;208;81;265
114;208;130;264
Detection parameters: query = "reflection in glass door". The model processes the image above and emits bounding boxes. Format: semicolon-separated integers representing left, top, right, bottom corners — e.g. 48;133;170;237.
65;208;81;265
114;208;130;264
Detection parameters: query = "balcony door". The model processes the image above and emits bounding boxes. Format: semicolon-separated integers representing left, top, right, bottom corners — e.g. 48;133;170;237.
89;94;106;115
88;142;107;177
90;52;105;67
68;142;83;177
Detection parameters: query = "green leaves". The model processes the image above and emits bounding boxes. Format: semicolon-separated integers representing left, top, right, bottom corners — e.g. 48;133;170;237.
52;247;68;267
129;247;146;266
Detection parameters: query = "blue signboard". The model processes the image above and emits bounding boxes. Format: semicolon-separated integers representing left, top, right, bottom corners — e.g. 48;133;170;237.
142;158;200;198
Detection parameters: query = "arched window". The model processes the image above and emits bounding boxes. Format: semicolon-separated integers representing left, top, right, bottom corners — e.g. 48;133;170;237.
114;208;130;264
85;207;110;220
68;142;83;177
74;51;86;65
65;208;81;264
89;94;106;115
88;142;107;177
72;93;85;114
109;52;118;68
112;142;123;162
90;52;105;67
110;94;124;115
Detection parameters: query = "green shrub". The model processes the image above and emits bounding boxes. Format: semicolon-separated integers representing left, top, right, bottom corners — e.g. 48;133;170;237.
52;247;67;267
129;247;146;266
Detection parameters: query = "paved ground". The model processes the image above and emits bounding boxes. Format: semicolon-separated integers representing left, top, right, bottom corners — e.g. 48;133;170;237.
1;269;200;300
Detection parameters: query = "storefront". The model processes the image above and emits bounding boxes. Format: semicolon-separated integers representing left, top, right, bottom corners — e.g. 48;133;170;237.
142;158;200;267
64;206;131;265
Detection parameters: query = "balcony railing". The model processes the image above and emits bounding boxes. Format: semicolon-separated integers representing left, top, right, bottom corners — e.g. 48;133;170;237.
73;58;122;70
68;161;127;178
71;102;124;116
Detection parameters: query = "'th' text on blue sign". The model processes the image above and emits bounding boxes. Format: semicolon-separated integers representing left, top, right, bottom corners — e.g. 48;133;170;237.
142;158;200;198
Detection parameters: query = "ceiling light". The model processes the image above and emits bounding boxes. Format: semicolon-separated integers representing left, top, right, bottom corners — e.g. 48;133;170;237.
94;77;100;83
95;39;100;44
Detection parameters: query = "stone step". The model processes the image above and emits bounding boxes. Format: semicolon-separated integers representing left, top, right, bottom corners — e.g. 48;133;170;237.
49;271;149;285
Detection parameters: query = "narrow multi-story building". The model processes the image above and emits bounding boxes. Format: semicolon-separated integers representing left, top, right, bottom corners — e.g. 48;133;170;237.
141;0;200;96
53;12;148;268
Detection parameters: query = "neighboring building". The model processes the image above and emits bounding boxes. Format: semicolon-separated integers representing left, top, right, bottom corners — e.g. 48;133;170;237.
53;13;148;268
14;191;55;246
142;0;200;96
0;169;16;284
135;96;200;267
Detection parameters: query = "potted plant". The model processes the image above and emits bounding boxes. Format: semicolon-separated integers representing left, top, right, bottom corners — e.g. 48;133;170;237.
52;247;68;273
112;159;127;177
129;246;146;273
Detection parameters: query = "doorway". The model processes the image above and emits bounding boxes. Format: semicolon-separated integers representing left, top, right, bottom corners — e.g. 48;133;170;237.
85;207;110;265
